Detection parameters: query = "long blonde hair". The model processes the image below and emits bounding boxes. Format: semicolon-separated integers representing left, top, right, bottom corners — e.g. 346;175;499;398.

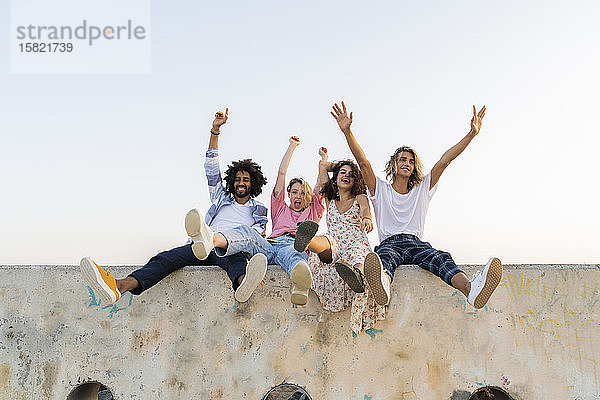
384;146;424;191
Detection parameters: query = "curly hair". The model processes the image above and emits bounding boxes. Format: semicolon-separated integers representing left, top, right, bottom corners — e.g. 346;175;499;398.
384;146;424;191
320;160;366;201
287;177;314;208
223;159;267;198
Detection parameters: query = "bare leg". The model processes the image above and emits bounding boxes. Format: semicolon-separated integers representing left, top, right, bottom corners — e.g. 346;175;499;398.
307;236;333;263
307;235;330;253
116;276;139;294
451;272;471;297
317;249;332;264
236;274;245;287
213;232;228;249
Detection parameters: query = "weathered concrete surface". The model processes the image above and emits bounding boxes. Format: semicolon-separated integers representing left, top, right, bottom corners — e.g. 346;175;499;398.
0;264;599;400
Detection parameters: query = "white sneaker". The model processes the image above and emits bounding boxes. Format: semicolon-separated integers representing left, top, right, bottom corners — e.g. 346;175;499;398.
185;208;214;260
467;257;503;309
364;252;391;306
234;253;267;303
290;261;312;306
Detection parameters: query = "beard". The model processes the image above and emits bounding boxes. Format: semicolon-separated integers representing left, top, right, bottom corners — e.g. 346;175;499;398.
235;185;249;198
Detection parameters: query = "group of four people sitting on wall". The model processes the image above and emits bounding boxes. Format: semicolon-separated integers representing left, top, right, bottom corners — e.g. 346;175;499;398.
80;101;502;335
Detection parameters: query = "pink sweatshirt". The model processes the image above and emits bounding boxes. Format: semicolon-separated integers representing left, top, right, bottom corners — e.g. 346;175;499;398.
268;186;325;239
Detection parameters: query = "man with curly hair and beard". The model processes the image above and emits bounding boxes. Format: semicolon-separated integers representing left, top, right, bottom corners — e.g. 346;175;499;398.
80;108;269;305
330;101;502;310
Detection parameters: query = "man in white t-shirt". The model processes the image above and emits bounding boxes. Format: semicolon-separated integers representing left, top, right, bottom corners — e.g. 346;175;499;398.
330;101;502;309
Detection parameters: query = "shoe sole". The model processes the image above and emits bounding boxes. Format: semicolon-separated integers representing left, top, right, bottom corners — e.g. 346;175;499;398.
473;257;503;309
185;209;211;260
364;252;389;306
234;253;267;303
80;257;117;305
335;262;365;293
290;262;312;305
294;221;319;252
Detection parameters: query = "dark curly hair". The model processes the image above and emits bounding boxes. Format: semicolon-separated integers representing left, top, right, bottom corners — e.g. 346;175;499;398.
223;159;267;198
320;160;366;201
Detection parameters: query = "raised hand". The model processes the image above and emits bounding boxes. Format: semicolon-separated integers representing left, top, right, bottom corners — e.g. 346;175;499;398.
212;108;229;132
318;146;328;161
470;105;485;135
330;101;353;133
289;136;300;146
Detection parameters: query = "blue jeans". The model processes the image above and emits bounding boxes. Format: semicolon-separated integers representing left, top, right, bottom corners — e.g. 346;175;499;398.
374;233;463;286
216;225;308;276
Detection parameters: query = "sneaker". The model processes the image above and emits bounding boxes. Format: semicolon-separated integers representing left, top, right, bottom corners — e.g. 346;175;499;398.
185;208;214;260
290;261;312;305
294;220;319;252
234;253;267;303
363;252;391;306
467;257;503;309
80;257;121;305
287;391;308;400
335;261;365;293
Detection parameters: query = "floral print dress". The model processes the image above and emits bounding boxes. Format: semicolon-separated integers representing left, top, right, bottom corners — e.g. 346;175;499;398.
309;199;386;334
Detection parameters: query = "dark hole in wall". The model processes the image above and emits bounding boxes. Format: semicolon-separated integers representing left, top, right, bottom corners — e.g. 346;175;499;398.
262;383;312;400
469;386;515;400
66;381;114;400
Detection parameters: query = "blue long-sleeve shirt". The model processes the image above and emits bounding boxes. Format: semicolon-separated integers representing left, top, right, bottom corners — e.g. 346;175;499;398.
203;148;268;234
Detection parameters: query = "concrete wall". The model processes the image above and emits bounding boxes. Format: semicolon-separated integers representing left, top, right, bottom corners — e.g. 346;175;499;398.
0;264;599;400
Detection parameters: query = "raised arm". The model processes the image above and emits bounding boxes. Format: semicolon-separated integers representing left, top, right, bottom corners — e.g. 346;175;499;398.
356;194;374;233
430;105;486;189
331;102;376;196
317;147;334;193
208;108;228;149
205;108;228;204
273;136;300;198
315;146;330;191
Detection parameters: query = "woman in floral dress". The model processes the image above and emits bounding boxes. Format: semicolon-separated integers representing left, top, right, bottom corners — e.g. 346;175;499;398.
295;155;386;334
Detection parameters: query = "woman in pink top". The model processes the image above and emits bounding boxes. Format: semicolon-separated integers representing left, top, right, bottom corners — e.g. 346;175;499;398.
267;136;327;305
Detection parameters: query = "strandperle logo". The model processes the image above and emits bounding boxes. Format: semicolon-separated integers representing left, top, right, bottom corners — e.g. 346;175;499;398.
15;19;147;46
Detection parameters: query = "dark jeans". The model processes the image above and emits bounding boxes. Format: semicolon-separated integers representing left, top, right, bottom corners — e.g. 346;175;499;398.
128;244;249;295
374;233;463;287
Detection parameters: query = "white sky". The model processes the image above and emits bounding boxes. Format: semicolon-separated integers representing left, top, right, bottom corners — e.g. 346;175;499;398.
1;0;598;265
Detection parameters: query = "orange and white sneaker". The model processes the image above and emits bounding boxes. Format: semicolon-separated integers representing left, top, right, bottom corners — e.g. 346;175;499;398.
80;257;121;305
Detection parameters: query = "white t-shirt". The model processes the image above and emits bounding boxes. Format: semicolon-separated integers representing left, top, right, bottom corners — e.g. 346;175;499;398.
370;173;438;241
209;202;255;233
